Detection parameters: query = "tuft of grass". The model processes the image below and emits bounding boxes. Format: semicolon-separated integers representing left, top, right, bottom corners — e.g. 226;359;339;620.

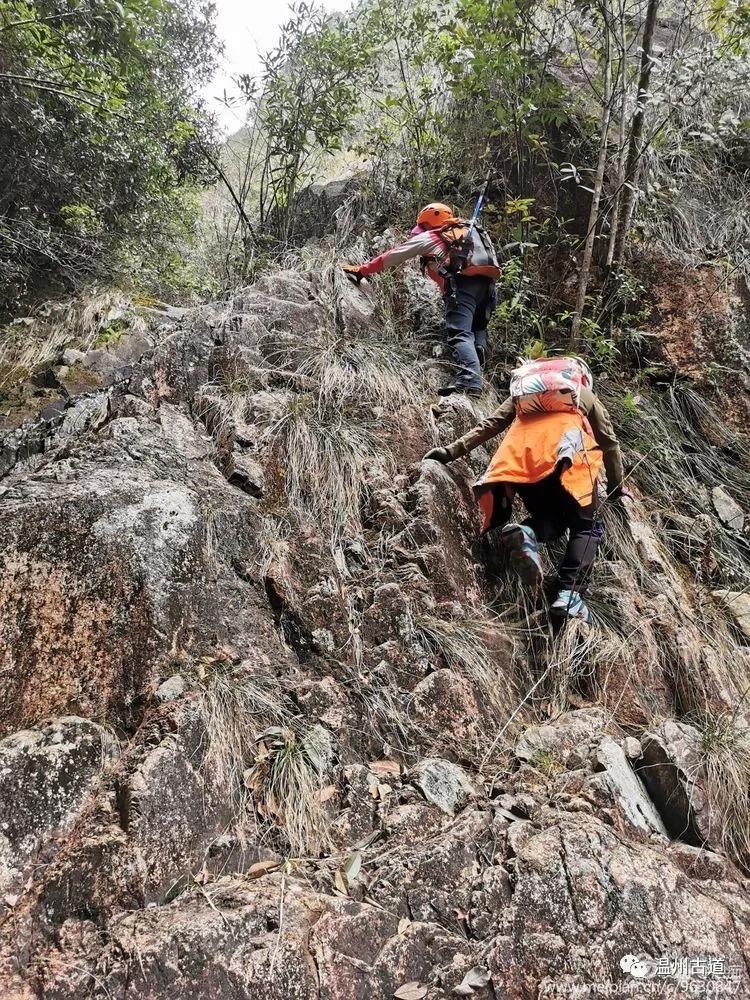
621;390;640;419
365;680;423;758
415;611;516;713
696;710;750;867
263;394;392;541
195;659;286;843
288;340;425;412
265;335;428;411
247;724;333;857
253;512;293;577
194;360;258;444
543;617;602;715
532;748;564;777
91;317;129;349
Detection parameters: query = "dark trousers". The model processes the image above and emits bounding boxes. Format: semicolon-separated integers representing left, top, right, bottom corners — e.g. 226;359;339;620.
443;275;496;390
515;472;603;593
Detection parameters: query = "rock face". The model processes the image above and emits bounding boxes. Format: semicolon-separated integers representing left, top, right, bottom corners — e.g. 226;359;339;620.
711;485;745;530
0;718;118;895
1;267;750;998
411;758;475;814
713;589;750;641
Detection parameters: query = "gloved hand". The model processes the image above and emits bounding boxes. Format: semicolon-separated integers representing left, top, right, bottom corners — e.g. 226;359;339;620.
343;264;365;284
424;447;451;464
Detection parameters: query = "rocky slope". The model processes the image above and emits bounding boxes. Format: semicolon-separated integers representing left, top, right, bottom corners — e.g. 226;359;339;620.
1;264;750;999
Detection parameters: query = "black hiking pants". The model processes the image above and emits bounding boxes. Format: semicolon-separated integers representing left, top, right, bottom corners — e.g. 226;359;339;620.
443;275;496;390
515;471;604;594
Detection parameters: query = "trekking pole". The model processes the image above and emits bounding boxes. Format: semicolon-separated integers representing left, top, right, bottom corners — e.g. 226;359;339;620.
467;170;492;237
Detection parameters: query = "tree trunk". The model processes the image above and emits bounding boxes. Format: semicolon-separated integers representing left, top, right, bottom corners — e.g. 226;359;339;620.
606;0;629;268
611;0;659;268
571;19;614;343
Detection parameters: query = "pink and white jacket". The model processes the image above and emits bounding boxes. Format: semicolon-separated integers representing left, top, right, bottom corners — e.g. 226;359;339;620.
358;225;451;292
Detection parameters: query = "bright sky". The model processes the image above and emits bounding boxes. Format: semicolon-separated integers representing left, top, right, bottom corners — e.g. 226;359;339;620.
204;0;354;135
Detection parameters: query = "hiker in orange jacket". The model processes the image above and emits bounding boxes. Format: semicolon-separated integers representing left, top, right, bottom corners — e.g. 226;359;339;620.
424;357;632;623
343;202;501;397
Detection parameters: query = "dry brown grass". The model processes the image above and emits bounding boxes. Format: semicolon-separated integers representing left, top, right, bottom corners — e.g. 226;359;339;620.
246;724;333;857
262;393;392;541
195;660;286;843
695;710;750;868
415;611;517;714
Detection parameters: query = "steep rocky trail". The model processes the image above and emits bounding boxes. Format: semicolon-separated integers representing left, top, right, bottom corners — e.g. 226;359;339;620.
1;266;750;999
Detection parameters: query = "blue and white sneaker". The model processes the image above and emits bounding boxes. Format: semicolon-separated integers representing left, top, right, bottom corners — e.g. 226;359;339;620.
551;589;591;623
501;523;543;587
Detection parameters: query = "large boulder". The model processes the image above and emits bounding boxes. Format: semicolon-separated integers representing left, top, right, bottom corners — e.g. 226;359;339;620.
637;720;718;850
0;717;119;896
0;408;292;733
505;812;750;996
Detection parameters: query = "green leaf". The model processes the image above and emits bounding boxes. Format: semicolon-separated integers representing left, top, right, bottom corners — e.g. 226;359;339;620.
343;851;362;882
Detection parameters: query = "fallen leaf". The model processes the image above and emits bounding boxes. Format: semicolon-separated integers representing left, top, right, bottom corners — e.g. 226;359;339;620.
463;968;490;988
343;851;362;882
320;784;337;802
246;859;282;879
3;894;18;908
453;966;491;994
369;759;401;778
333;869;349;896
394;983;428;1000
397;917;411;935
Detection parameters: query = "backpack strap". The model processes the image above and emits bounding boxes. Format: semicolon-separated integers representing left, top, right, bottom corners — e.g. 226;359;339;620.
437;220;469;247
418;222;466;273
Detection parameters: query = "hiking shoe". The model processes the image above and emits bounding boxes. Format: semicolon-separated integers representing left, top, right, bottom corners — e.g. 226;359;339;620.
551;589;591;623
438;383;482;398
501;523;543;587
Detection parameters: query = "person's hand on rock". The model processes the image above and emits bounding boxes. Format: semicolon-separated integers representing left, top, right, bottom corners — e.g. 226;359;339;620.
610;484;635;508
424;447;451;464
343;264;365;284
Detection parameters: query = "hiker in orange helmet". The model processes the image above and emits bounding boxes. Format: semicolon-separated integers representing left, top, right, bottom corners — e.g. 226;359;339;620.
344;202;501;397
424;356;633;623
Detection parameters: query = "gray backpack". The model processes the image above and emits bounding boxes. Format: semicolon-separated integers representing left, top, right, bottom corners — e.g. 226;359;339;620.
439;220;501;279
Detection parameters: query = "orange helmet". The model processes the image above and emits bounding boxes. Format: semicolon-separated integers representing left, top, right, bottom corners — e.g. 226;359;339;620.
416;202;457;229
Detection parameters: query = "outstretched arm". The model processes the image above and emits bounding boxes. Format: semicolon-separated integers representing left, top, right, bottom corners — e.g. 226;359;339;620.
425;397;516;463
581;388;625;491
355;230;444;277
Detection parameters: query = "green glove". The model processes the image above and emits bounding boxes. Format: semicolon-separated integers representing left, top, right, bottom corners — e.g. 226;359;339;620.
424;447;451;464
